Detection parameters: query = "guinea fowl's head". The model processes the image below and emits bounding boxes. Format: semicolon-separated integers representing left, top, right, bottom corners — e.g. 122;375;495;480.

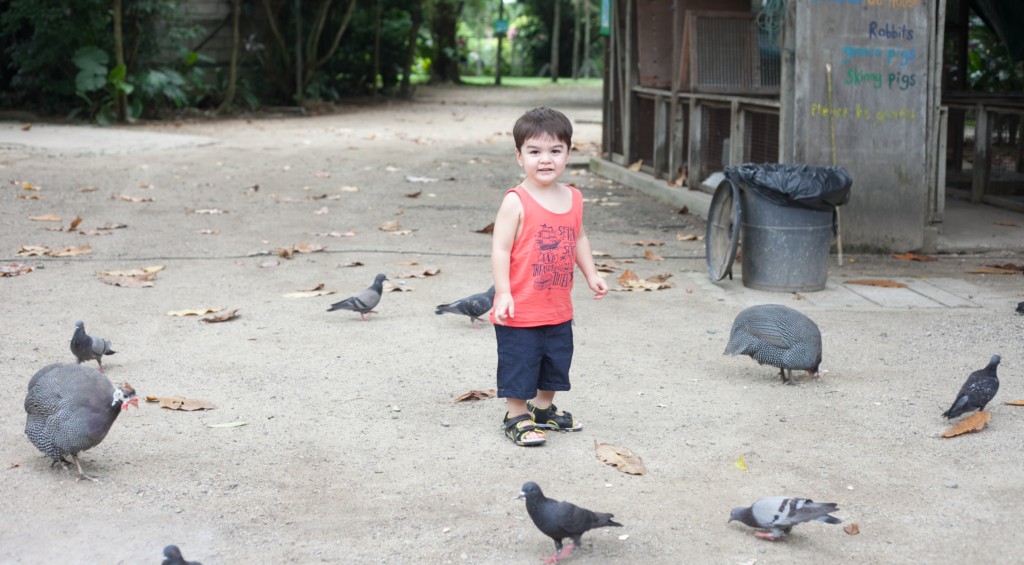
113;382;139;410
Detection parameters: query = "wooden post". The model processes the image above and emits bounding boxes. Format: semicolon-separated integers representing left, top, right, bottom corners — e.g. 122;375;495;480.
551;0;561;82
971;104;990;204
688;98;703;183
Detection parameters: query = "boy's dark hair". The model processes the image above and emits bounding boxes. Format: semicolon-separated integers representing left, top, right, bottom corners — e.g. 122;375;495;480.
513;107;573;150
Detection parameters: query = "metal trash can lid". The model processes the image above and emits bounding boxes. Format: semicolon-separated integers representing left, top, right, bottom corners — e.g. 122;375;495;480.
705;178;742;281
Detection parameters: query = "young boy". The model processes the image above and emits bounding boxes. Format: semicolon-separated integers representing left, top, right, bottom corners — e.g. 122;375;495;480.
490;107;608;446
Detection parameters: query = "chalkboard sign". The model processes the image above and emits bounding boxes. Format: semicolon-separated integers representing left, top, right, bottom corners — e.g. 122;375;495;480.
793;0;932;249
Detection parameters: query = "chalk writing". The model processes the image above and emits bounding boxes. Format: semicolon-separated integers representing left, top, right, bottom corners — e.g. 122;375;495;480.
869;21;913;40
888;71;917;90
845;68;883;90
840;45;915;67
812;0;864;5
810;102;917;125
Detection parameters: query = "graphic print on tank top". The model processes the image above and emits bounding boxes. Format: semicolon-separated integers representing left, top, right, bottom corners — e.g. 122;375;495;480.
531;223;576;290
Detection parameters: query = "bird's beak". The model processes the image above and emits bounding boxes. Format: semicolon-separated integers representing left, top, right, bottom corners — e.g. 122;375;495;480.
515;491;525;501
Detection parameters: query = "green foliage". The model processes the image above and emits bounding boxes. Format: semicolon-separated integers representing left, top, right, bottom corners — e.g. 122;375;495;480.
967;16;1024;92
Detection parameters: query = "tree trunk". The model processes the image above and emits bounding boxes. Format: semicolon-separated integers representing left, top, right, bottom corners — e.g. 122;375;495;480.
372;0;382;95
303;0;358;90
113;0;127;121
428;0;463;84
217;0;242;112
571;0;580;80
399;0;423;98
551;0;560;82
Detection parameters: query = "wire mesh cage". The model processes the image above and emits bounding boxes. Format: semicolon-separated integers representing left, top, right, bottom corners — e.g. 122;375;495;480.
681;11;781;94
745;110;780;164
699;104;732;180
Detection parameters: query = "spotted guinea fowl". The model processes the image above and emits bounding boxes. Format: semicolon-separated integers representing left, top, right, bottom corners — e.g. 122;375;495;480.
24;363;138;482
70;320;116;372
724;304;822;383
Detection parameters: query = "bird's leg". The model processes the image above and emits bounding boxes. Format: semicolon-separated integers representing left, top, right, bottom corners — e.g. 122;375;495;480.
72;455;99;483
779;368;790;384
755;531;784;541
97;360;105;374
556;543;576;560
543;542;566;564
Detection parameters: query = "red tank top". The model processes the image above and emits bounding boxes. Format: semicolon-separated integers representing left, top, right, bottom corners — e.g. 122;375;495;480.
494;185;583;327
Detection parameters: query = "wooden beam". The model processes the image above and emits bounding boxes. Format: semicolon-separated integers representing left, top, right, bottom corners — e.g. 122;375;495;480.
971;104;990;204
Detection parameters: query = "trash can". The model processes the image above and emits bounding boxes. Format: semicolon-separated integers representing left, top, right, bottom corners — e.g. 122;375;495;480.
707;164;852;292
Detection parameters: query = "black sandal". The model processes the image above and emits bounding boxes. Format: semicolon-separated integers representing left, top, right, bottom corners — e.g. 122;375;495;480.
529;402;583;432
503;412;546;446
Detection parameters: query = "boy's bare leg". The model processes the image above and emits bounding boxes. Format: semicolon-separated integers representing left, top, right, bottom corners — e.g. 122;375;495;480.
531;390;555;410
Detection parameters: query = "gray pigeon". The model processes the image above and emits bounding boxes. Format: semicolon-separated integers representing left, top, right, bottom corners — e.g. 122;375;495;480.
24;363;138;482
517;481;623;563
724;304;822;383
943;354;1000;419
70;320;116;372
435;285;495;326
1016;301;1023;315
327;273;388;320
162;545;202;565
729;496;842;540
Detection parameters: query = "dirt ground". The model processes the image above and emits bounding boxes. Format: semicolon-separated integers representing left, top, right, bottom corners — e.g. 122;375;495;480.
1;84;1023;565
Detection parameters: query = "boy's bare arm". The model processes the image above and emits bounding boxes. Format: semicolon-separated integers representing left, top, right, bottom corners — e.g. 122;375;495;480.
491;193;522;324
575;226;608;299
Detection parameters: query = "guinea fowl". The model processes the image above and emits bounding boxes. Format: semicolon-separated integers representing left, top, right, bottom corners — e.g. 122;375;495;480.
70;320;116;372
724;304;822;383
24;363;138;482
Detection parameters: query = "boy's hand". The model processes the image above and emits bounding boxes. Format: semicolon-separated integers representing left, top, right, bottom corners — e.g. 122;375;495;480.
493;292;514;325
588;275;608;300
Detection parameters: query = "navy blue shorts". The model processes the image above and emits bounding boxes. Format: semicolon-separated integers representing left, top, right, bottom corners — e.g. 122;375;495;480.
495;320;574;399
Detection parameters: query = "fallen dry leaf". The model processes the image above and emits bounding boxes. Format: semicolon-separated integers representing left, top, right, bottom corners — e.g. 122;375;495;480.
21;122;31;131
313;207;329;215
16;245;49;257
190;208;228;215
46;216;84;232
29;213;61;222
476;222;495;234
627;160;644;172
404;190;422;198
17;194;41;200
398;261;419;266
595;441;647;475
595;259;620;273
643;249;664;261
157;396;217;411
283;289;335;298
1004;400;1024;406
99;271;158;288
97;266;164;277
453;389;496;402
0;263;34;277
993;220;1018;227
629;240;665;247
339;185;359;192
735;455;748;472
113;194;154;203
967;266;1021;275
396;267;441;278
379;220;401;232
167;307;223;317
942;410;990;438
339;261;365;268
676;233;703;241
21;182;40;191
846;279;908;288
47;245;92;257
893;252;936;262
315;171;331;179
196;229;221;235
405;175;439;183
137;183;155;189
202;309;239;323
844;523;861;535
382;281;412;292
315;230;356;237
97;222;128;230
389;229;415;236
79;186;99;193
294;242;326;254
614;270;674;291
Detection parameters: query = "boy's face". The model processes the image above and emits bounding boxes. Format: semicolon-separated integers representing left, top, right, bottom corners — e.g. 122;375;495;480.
515;134;569;188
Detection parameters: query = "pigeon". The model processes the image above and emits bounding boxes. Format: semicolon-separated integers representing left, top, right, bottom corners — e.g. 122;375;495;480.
327;273;388;320
435;285;495;326
729;496;842;541
724;304;822;383
70;320;116;372
24;363;138;482
1016;301;1023;315
162;545;202;565
943;354;1001;419
517;481;623;563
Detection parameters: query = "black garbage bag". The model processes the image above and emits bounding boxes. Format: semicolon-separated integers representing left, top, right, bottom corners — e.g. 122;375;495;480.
725;163;852;212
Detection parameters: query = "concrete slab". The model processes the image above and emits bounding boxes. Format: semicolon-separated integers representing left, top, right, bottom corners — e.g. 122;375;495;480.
0;122;218;157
